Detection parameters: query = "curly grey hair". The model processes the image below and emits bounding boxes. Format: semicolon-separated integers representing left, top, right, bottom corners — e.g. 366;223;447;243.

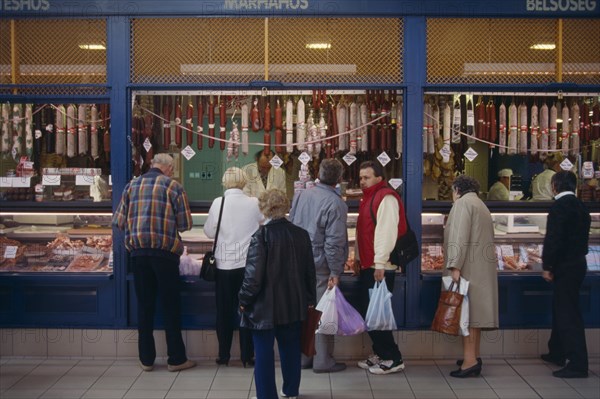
452;175;480;196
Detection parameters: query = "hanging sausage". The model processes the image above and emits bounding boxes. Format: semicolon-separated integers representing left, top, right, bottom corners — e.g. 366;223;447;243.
498;101;507;155
143;111;154;167
549;103;558;151
208;96;215;148
349;101;358;155
518;101;528;155
25;104;33;158
101;104;111;162
441;101;451;163
369;92;378;151
337;102;347;152
475;96;486;142
274;98;284;154
251;98;261;132
381;94;390;150
530;103;539;158
241;102;249;155
66;104;76;158
307;107;317;157
43;106;55;154
263;98;272;155
360;100;369;153
285;98;294;153
570;102;580;157
296;97;306;151
317;102;326;156
163;97;171;150
451;97;463;169
33;105;43;169
508;101;517;155
539;102;549;161
219;97;227;151
561;103;570;156
390;95;398;157
131;113;142;176
487;98;497;149
174;98;182;148
592;101;600;141
1;103;9;154
56;105;66;156
90;105;99;159
227;120;239;161
466;97;475;144
196;96;204;150
186;100;194;147
78;104;88;156
580;101;589;150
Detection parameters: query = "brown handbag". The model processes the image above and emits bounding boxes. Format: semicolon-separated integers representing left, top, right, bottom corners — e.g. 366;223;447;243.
431;280;464;336
301;307;322;356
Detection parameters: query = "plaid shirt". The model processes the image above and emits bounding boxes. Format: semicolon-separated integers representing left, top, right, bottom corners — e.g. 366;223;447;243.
113;168;192;257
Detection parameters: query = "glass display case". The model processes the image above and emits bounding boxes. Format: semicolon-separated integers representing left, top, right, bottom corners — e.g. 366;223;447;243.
421;212;600;273
0;212;113;273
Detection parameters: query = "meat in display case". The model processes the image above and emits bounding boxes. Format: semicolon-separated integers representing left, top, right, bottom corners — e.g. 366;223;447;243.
0;213;113;273
421;212;600;273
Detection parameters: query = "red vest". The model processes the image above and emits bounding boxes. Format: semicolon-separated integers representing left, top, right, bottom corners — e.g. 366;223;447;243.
357;180;407;269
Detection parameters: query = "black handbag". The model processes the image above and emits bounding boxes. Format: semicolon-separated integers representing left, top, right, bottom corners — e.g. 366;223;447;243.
369;187;420;273
200;196;225;281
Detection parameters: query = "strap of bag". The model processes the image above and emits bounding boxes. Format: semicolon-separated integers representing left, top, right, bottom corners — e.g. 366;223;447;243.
447;279;460;292
368;187;412;232
212;196;225;252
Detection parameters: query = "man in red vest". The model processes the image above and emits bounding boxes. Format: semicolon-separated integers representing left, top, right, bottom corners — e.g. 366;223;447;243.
354;160;406;375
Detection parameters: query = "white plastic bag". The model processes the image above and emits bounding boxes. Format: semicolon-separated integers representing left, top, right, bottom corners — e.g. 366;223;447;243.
315;287;338;335
442;275;470;336
365;279;396;331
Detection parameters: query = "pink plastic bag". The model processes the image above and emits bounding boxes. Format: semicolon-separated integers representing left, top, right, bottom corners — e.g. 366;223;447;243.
334;286;366;336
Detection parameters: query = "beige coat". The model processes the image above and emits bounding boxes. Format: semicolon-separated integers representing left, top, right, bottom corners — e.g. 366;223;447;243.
443;192;499;329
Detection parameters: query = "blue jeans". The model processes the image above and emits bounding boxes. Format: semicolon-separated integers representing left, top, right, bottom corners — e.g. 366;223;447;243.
252;322;302;399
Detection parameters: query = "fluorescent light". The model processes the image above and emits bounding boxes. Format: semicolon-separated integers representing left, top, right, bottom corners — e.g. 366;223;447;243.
0;64;106;76
79;44;106;50
305;43;331;49
530;43;556;50
181;63;356;75
463;63;600;76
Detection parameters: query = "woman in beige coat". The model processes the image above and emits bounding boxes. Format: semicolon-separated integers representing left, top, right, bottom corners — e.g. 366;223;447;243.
443;175;498;378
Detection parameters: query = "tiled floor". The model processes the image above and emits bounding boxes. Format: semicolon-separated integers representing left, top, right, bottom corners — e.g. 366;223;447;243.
0;357;598;399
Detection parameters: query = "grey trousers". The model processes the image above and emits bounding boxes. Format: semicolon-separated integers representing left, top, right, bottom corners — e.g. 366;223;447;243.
301;273;337;370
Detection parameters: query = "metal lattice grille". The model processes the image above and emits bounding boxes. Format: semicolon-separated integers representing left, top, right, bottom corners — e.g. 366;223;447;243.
268;18;402;84
563;19;600;85
131;18;264;84
131;17;402;84
427;18;558;84
0;19;107;88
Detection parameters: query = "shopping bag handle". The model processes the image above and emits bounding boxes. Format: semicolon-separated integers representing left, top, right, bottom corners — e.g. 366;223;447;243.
448;279;460;292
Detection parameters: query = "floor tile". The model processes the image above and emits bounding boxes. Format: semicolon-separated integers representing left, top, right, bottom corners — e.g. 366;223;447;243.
1;389;46;398
90;376;136;390
39;388;87;398
412;390;457;399
206;390;250;398
453;388;499;398
492;388;541;398
331;390;373;399
51;375;99;389
124;389;168;398
82;389;128;398
532;387;584;398
166;391;209;398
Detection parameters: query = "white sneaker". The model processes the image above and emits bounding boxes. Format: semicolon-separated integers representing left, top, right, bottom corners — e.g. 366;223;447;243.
369;359;405;375
280;389;297;398
357;355;381;370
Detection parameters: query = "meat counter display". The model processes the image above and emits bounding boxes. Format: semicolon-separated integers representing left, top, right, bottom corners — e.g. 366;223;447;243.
0;213;113;273
421;212;600;273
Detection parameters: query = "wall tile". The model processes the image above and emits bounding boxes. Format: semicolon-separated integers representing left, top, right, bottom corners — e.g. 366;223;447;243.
82;329;117;358
47;329;82;357
13;329;48;357
502;329;540;356
398;330;433;359
1;328;14;357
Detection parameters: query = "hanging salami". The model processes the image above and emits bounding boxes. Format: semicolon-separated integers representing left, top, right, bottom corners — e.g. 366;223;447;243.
241;102;249;155
549;103;558;151
518;101;528;156
101;104;111;161
381;94;390;150
487;99;497;148
208;96;215;149
78;104;88;156
90;105;99;159
55;105;66;156
33;105;43;168
592;102;600;141
337;102;347;152
143;111;154;167
329;99;338;156
285;98;294;153
423;102;432;155
580;101;589;148
186;100;194;146
390;94;398;157
349;101;358;155
227;120;240;161
360;100;369;153
369;93;378;151
539;103;549;161
498;102;507;155
561;103;570;156
274;99;283;154
174;98;182;148
66;104;76;158
25;104;33;158
475;96;486;141
307;108;317;156
251;98;261;132
508;101;517;155
219;97;227;151
570;102;580;157
530;103;539;158
296;97;306;151
132;113;142;176
451;97;463;169
196;96;204;150
466;98;475;144
0;103;9;154
163;97;172;150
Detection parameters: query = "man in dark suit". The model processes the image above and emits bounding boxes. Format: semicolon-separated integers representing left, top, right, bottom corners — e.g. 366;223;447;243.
541;171;590;379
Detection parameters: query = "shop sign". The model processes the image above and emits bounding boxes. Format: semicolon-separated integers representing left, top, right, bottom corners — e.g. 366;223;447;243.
1;0;50;12
526;0;597;12
224;0;309;10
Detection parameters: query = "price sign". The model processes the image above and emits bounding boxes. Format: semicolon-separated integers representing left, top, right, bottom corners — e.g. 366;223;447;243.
464;147;478;162
298;152;311;165
389;178;403;190
143;138;152;152
500;245;514;257
342;153;357;166
76;175;95;186
560;158;573;171
181;145;196;160
4;246;18;259
428;245;442;257
377;151;391;166
42;175;61;186
270;155;283;169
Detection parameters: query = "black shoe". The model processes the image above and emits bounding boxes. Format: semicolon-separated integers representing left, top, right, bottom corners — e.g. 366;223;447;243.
215;358;229;366
242;359;255;368
552;367;588;378
301;362;313;370
456;357;482;367
313;362;347;374
450;363;482;378
540;353;566;367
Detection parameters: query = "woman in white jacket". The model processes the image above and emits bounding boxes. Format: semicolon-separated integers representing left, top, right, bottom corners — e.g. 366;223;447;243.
204;167;264;367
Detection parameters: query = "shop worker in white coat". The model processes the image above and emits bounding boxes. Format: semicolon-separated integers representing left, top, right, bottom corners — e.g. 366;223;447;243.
290;159;349;374
204;167;264;367
487;169;512;201
242;149;287;198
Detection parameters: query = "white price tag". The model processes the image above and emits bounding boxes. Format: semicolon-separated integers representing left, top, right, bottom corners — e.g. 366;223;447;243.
298;152;311;165
342;153;357;166
428;245;442;257
439;144;451;163
42;175;61;186
500;245;514;257
12;177;31;188
35;129;42;139
76;175;95;186
466;110;475;126
181;145;196;160
0;177;11;188
464;147;478;162
270;155;283;169
560;158;573;171
388;178;403;190
23;161;34;169
109;175;112;186
143;137;152;152
377;151;391;166
4;246;18;259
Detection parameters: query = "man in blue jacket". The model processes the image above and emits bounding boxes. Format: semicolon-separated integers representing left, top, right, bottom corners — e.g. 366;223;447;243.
290;159;348;373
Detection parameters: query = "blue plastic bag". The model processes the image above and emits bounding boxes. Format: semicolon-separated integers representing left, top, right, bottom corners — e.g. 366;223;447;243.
334;286;366;336
365;279;396;331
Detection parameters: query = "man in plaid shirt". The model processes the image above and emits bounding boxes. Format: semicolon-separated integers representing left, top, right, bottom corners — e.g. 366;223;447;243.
113;153;196;372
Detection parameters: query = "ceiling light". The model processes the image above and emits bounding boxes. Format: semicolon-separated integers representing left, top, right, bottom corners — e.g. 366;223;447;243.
79;44;106;50
305;43;331;49
530;43;556;50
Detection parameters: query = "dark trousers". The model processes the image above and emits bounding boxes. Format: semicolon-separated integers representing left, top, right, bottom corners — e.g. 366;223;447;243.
359;268;403;362
216;267;254;362
132;256;187;366
252;322;302;399
548;261;588;372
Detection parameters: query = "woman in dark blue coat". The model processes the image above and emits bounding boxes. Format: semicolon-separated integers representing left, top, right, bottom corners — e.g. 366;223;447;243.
239;189;317;399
